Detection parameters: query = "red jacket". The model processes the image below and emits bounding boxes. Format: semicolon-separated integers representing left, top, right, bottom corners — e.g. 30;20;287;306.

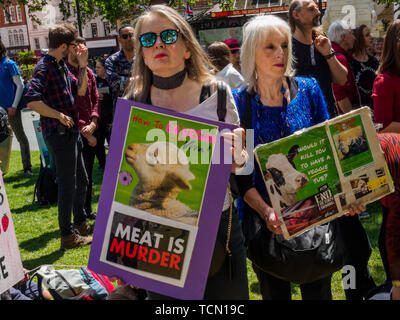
331;42;360;114
372;71;400;130
66;62;100;130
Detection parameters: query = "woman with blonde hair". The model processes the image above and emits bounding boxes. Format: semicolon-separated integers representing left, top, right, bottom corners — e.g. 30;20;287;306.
124;5;249;300
232;14;365;300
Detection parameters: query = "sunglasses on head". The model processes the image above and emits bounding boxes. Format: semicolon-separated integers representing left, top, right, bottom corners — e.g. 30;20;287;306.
139;29;180;48
120;33;134;40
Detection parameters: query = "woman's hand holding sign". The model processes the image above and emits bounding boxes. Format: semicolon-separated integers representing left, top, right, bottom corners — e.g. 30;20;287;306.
263;205;283;235
222;128;249;173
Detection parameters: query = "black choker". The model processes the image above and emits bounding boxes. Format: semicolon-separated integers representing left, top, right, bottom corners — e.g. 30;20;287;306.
152;69;187;90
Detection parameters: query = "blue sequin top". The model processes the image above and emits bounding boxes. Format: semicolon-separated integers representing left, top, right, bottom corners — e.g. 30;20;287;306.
232;76;330;218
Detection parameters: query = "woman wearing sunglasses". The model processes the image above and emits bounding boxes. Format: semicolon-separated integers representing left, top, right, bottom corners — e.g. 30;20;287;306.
123;5;249;300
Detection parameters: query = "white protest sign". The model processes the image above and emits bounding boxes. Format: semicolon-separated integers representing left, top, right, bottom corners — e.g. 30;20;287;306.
0;170;24;295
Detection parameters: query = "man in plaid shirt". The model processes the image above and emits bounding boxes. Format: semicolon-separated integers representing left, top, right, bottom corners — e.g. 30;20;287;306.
25;23;93;250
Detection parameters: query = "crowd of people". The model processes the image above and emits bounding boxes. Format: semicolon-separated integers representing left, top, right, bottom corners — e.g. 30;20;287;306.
0;0;400;301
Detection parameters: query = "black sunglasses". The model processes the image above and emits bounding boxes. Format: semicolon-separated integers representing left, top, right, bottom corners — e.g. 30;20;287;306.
120;33;134;40
139;29;180;48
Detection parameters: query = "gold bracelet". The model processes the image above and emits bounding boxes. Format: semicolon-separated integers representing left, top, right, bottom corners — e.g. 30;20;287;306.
392;280;400;288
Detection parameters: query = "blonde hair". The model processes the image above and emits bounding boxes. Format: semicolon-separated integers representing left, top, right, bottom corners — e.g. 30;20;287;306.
240;15;295;92
125;5;215;102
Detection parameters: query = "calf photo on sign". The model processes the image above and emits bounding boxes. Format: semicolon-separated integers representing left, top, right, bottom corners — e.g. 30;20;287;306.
88;98;237;299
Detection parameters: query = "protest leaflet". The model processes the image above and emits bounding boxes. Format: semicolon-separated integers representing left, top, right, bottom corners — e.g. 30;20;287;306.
0;171;24;295
88;98;237;300
254;107;394;240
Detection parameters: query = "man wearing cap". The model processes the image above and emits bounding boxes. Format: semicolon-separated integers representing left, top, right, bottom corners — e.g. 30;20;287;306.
223;38;241;73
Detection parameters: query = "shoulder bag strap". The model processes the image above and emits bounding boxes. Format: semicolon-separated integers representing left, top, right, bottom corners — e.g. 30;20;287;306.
287;76;298;102
54;270;78;297
199;84;211;104
243;88;254;130
216;81;227;122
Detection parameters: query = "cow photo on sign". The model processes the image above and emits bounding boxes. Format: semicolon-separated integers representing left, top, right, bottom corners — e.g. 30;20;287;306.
255;124;341;239
255;107;395;239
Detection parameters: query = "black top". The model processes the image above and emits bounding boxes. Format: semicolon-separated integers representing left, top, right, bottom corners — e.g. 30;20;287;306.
96;76;114;124
292;37;338;118
350;55;379;109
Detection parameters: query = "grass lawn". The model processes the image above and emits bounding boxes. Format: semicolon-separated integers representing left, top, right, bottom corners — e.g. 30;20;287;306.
7;150;386;300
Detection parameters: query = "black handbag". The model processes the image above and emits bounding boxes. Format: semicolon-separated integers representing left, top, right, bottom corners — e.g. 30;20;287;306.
241;77;346;284
246;211;345;284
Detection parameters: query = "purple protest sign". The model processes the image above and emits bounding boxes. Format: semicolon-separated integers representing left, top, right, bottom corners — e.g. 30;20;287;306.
88;98;237;299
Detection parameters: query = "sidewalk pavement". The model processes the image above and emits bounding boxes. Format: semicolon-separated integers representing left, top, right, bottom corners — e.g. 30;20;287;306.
12;109;40;151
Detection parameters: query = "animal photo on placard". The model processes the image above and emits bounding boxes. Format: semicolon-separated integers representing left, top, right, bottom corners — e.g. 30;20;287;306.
114;107;216;227
263;145;309;212
281;197;319;235
124;141;199;225
334;126;369;161
350;174;371;199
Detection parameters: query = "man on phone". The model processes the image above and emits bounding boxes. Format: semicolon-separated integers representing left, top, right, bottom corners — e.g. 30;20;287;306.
288;0;348;118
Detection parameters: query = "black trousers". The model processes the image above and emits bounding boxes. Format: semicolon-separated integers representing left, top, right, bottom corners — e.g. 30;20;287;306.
252;263;332;300
379;206;391;281
338;215;376;300
94;120;111;170
82;135;96;215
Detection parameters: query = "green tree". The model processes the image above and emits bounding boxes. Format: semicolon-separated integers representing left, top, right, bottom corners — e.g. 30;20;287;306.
375;0;399;14
7;0;234;27
17;50;35;67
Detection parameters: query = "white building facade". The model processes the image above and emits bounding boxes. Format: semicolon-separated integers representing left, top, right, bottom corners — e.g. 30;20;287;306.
25;0;118;57
0;3;30;56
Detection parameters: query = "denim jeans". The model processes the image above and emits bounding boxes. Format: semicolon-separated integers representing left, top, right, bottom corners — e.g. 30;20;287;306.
45;130;88;237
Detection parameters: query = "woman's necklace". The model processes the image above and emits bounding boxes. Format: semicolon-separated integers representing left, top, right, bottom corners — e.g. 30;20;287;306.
256;84;289;144
152;69;187;90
